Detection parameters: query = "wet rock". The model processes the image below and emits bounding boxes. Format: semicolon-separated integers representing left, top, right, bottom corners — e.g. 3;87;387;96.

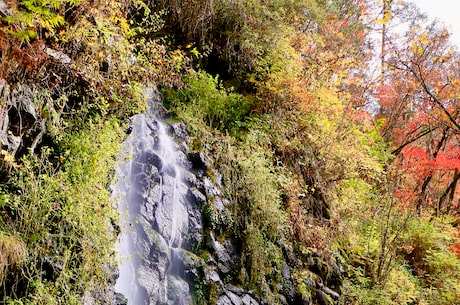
316;289;334;305
140;195;157;224
185;208;203;250
242;294;259;305
138;217;169;256
187;187;207;206
317;283;339;301
171;248;205;281
144;87;162;112
171;121;189;141
217;295;233;305
205;265;222;284
210;233;233;274
113;90;275;305
182;170;198;186
134;217;169;304
137;265;159;305
167;275;192;305
144;151;163;171
155;184;189;247
189;151;210;171
114;293;128;305
176;149;191;169
227;285;245;295
225;290;243;305
114;106;206;304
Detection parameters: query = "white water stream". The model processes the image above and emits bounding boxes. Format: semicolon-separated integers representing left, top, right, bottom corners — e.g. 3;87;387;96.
113;109;190;304
155;121;185;249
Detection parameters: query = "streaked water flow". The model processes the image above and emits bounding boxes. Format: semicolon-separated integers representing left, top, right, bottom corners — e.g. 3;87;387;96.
113;111;191;305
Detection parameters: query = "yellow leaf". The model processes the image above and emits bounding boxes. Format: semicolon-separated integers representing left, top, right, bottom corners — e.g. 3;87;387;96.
418;32;429;44
375;18;387;25
417;46;424;56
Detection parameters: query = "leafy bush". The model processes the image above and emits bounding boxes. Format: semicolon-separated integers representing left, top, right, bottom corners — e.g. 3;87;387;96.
164;70;252;131
402;218;460;304
342;267;418;305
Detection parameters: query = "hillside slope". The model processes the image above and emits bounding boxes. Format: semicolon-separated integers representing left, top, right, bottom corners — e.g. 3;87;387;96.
1;0;460;304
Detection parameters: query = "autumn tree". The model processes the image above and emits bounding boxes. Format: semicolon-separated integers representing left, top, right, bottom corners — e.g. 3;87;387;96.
376;3;460;215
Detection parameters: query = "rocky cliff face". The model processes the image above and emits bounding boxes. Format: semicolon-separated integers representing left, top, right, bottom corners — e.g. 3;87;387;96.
0;81;45;168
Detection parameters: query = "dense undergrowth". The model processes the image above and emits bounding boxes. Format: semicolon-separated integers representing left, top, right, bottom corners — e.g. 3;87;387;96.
1;118;123;304
1;0;460;304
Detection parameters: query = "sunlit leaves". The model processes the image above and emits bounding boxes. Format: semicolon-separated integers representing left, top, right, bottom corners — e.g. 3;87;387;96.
2;0;68;42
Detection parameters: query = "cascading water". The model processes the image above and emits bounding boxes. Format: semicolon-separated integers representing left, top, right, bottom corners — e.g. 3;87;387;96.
155;122;186;249
113;91;193;305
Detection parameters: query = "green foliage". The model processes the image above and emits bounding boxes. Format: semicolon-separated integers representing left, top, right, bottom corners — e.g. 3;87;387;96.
0;0;182;301
293;269;316;303
401;218;460;304
0;117;123;302
225;138;289;301
164;71;251;131
211;0;325;81
308;88;384;183
2;0;460;303
214;134;289;301
368;118;393;164
238;133;289;240
2;0;68;42
343;267;418;305
173;88;289;301
341;214;460;305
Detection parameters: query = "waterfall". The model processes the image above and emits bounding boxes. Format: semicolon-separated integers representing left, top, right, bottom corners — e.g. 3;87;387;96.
113;93;193;305
155;121;186;249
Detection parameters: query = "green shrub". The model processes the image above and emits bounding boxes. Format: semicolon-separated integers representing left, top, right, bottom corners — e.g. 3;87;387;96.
208;130;289;302
163;70;252;131
403;218;460;304
342;266;418;305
